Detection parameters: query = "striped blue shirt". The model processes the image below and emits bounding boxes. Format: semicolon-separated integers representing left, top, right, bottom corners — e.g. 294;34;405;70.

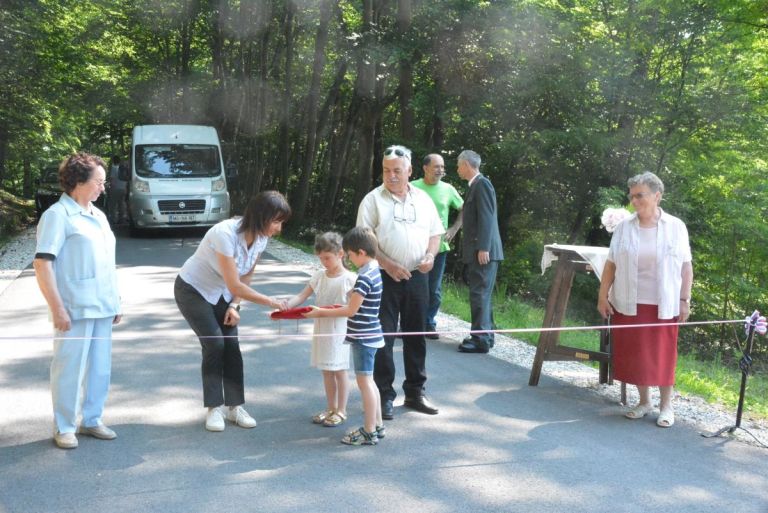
346;260;384;348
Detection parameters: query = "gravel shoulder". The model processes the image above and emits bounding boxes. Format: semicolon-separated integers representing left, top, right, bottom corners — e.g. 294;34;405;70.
2;227;766;447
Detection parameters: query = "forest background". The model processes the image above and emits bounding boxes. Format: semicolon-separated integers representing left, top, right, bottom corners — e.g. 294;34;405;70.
1;0;767;366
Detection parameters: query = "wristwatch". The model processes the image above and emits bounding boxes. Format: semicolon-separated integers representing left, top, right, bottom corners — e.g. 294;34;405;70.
229;304;241;312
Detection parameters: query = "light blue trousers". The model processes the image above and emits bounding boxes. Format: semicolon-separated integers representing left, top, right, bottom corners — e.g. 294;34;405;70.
51;317;113;434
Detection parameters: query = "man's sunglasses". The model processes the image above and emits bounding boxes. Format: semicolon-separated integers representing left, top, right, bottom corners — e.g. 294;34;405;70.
384;147;410;159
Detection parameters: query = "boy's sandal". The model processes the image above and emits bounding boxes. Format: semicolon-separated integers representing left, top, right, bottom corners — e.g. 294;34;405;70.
312;410;334;424
624;403;653;420
656;409;675;428
323;411;347;427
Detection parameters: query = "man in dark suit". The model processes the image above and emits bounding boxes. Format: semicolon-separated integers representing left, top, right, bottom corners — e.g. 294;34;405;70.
456;150;504;353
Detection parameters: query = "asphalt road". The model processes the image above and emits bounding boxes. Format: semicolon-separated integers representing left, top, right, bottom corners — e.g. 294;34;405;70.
1;229;767;513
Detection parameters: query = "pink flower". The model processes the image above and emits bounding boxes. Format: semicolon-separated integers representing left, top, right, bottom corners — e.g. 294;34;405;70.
601;207;631;233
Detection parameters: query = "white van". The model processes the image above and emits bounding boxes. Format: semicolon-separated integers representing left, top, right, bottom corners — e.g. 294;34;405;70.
125;124;231;233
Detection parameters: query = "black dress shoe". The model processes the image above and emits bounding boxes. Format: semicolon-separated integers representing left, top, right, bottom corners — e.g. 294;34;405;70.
403;395;439;415
458;339;490;353
463;335;493;348
426;332;439;340
382;399;394;420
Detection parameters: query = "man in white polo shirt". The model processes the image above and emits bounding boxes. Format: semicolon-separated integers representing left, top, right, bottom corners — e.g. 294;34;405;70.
357;144;444;419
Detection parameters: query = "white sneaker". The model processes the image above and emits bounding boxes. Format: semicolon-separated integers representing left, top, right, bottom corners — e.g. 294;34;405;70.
54;431;78;449
226;406;257;428
78;424;117;440
205;408;225;432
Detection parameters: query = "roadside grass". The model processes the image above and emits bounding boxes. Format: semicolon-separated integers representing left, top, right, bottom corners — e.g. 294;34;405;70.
440;278;768;421
276;236;314;254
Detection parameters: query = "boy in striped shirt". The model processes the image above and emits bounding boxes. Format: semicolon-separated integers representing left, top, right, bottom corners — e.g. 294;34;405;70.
305;226;384;446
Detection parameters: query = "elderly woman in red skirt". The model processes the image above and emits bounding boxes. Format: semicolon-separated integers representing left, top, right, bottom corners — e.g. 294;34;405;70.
598;172;693;428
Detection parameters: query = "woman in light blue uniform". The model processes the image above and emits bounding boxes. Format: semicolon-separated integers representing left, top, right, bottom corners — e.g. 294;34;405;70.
174;191;291;432
34;153;122;450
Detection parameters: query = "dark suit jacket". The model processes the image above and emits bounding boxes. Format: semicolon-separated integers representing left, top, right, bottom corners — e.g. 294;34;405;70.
461;174;504;264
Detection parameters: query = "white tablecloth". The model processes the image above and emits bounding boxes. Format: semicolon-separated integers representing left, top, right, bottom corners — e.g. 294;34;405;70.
540;244;609;281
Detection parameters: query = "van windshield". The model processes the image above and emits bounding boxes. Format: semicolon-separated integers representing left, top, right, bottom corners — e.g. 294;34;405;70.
135;144;221;178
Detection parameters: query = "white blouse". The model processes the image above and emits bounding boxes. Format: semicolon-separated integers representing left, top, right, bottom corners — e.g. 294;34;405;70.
179;218;267;304
607;209;691;319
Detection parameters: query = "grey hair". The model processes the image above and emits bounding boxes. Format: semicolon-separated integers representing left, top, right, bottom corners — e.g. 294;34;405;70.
627;171;664;195
458;150;481;169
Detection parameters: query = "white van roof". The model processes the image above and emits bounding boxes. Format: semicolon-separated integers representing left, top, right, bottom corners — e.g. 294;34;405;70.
133;125;220;146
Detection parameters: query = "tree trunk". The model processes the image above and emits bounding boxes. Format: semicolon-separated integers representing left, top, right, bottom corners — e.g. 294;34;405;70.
0;124;7;185
275;1;296;193
289;0;332;226
326;94;360;221
397;0;414;142
22;159;32;197
426;75;446;150
352;0;381;208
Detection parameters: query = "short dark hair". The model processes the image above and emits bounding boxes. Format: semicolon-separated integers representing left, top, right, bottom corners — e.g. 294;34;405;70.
343;226;377;257
238;191;292;236
314;232;343;254
59;152;107;194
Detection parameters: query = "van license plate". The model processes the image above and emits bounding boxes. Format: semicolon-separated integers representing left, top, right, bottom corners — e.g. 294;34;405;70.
169;214;197;223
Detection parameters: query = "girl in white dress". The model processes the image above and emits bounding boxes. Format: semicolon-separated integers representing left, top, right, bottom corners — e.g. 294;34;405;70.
284;232;356;426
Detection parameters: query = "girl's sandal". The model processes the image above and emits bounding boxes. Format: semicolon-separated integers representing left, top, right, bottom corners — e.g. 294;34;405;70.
312;410;334;424
323;411;347;427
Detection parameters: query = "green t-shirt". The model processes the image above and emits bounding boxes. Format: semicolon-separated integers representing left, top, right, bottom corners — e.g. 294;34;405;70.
411;178;464;253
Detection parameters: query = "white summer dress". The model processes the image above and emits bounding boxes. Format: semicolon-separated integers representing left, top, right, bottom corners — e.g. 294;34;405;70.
308;269;356;370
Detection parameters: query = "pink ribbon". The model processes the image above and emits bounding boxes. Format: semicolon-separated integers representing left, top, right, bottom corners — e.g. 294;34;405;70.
744;310;768;336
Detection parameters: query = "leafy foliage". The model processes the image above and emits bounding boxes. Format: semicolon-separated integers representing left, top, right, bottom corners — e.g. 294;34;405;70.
1;0;767;363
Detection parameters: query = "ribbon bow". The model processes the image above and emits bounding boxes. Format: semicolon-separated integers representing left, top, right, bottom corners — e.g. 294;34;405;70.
744;310;768;336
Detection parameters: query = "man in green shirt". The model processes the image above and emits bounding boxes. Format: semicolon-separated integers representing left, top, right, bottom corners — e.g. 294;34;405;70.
411;153;464;339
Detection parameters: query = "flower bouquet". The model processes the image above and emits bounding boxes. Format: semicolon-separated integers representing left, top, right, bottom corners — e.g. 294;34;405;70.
601;207;631;233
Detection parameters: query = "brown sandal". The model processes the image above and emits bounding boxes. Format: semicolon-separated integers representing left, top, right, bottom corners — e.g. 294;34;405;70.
323;411;347;427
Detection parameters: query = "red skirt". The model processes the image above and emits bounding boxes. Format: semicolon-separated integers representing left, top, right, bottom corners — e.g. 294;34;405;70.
611;304;678;386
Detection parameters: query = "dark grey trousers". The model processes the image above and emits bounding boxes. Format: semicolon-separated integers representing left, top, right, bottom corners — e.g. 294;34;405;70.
467;260;499;346
174;276;244;408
